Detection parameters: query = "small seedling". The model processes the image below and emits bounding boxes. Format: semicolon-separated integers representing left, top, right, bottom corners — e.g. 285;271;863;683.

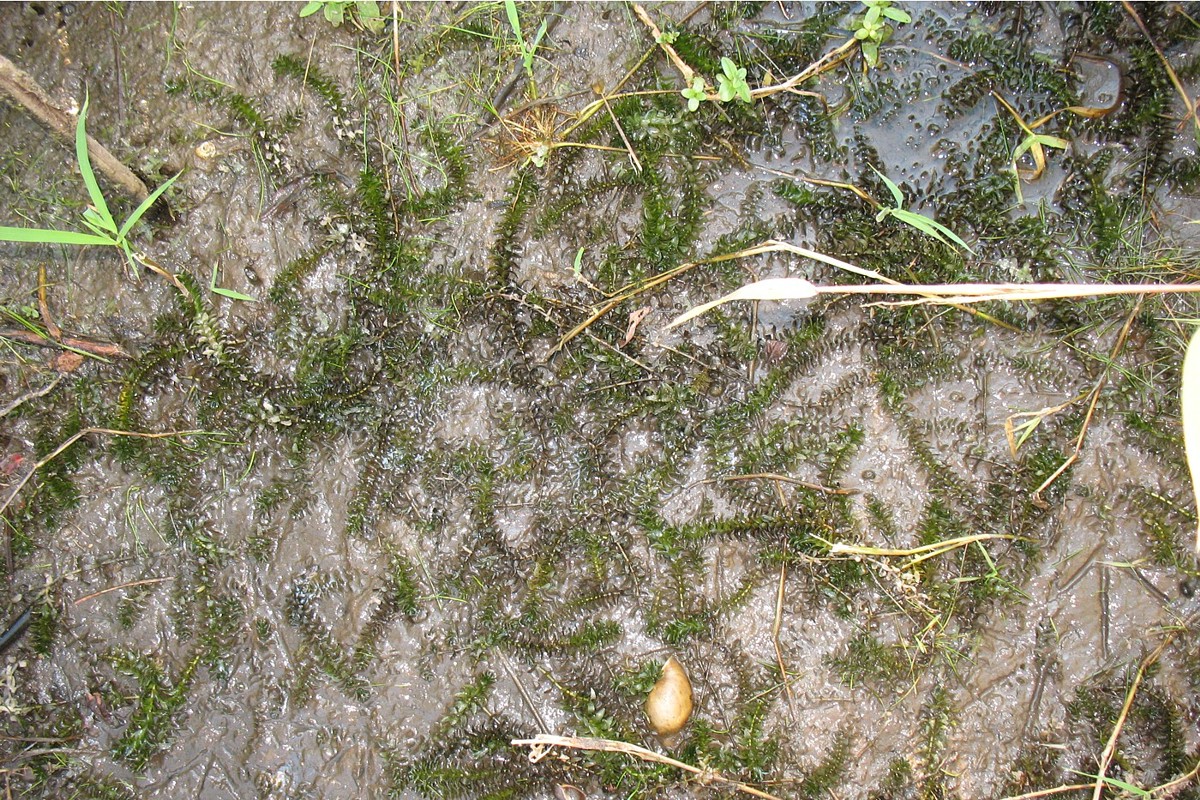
854;0;911;68
870;167;975;254
992;92;1071;201
504;0;549;83
680;57;753;112
209;262;256;302
716;57;752;104
682;77;706;112
0;95;180;279
299;1;386;33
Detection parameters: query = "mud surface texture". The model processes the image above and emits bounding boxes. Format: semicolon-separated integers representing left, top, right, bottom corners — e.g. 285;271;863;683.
0;3;1198;799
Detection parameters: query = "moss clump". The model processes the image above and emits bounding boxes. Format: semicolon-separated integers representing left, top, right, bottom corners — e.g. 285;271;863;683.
110;650;201;770
827;632;909;688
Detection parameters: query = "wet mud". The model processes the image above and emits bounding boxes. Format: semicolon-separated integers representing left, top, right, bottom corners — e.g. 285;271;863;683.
0;2;1198;799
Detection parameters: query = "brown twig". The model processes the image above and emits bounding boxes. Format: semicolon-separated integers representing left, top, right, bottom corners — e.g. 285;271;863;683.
0;374;63;419
1150;756;1200;798
690;471;855;496
999;783;1096;800
1089;618;1189;800
72;577;173;606
0;328;129;360
0;54;148;202
631;4;696;84
36;266;60;341
512;734;784;800
771;563;795;714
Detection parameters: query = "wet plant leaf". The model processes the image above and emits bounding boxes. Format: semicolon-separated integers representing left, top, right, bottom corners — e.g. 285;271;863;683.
75;95;116;235
0;226;112;246
210;262;257;302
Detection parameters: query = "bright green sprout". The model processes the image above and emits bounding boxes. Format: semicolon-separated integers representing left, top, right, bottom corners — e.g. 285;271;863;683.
209;262;256;303
681;77;707;112
870;166;975;254
505;0;549;83
716;57;752;103
854;0;911;68
0;95;180;279
299;1;386;33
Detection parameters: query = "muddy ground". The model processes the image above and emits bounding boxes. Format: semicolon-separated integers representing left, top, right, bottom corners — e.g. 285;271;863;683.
0;2;1198;799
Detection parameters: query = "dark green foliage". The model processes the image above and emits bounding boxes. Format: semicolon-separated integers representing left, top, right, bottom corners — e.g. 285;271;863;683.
3;6;1196;800
390;722;547;800
488;170;537;286
917;684;953;800
402;122;474;218
110;650;201;770
167;78;271;133
61;775;139;800
440;671;495;732
827;632;909;687
941;28;1070;118
28;596;57;655
799;729;852;798
272;53;347;116
870;757;918;800
639;162;704;276
286;575;371;701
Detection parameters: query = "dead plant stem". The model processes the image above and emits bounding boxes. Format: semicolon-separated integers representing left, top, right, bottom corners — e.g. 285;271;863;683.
1032;299;1142;505
512;734;784;800
1090;617;1188;800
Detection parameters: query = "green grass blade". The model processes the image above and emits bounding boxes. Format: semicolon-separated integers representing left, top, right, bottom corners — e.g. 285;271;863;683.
75;95;116;234
0;225;114;246
892;208;976;255
1182;324;1200;552
870;166;905;207
118;171;181;241
210;261;257;302
504;0;523;45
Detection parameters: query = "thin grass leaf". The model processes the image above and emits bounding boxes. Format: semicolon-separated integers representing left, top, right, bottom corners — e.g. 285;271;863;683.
871;167;904;206
75;95;116;234
118;172;180;241
1069;771;1152;799
665;277;816;330
892;208;976;254
504;0;523;45
1182;325;1200;552
0;226;113;247
210;262;257;302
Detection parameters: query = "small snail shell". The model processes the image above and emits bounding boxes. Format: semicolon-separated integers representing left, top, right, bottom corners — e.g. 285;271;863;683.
645;656;693;736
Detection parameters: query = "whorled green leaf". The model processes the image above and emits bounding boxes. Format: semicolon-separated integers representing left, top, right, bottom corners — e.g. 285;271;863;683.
665;277;817;330
1182;325;1200;551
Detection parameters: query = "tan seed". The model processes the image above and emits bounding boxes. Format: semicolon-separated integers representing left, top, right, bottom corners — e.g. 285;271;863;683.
645;655;692;736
